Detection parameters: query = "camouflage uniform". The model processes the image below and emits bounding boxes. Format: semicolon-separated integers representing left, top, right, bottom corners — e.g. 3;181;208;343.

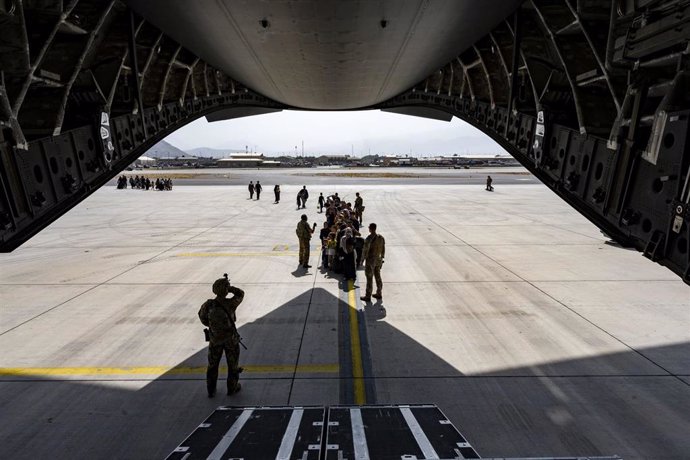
354;195;364;223
296;219;312;266
198;285;244;395
362;233;385;297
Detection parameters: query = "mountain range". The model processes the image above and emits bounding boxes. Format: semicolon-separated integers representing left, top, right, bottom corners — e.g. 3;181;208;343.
144;140;195;159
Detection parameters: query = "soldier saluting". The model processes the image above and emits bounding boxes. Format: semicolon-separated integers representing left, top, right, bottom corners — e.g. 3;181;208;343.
198;274;244;398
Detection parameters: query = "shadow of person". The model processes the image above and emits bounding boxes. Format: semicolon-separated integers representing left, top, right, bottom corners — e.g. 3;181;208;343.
365;299;386;321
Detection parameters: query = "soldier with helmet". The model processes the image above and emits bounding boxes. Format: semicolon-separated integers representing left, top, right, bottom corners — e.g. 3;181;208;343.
198;274;245;398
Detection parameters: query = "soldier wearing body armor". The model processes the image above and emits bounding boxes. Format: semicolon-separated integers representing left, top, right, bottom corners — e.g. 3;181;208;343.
198;275;244;397
360;223;385;302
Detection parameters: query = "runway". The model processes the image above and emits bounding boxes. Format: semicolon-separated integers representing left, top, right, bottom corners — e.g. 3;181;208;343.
111;166;538;186
1;182;689;459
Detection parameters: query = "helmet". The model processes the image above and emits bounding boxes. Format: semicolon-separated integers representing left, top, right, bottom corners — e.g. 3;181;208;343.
212;276;230;295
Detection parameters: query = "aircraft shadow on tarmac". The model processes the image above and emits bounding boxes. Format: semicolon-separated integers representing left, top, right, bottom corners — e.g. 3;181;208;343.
1;285;689;459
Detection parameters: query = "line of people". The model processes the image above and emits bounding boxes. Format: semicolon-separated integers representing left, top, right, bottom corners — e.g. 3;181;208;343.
117;175;173;190
296;191;384;301
248;182;370;213
248;181;307;207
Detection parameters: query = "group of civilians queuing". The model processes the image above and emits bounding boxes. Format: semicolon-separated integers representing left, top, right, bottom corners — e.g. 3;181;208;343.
117;175;173;191
296;190;385;301
316;192;365;279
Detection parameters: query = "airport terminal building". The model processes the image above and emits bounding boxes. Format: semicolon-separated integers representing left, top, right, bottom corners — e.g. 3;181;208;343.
216;153;281;168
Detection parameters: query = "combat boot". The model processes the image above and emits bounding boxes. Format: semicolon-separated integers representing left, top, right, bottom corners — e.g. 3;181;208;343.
227;367;243;395
360;295;371;302
227;382;242;395
372;292;382;299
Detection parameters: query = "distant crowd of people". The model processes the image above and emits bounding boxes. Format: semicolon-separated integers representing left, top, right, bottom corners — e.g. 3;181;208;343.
117;175;173;191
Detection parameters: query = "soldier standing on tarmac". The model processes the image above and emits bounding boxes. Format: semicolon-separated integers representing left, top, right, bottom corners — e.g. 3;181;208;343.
296;214;317;268
198;274;244;398
274;184;281;203
354;192;364;224
318;193;325;213
485;175;494;191
248;181;254;199
360;223;385;302
255;181;262;199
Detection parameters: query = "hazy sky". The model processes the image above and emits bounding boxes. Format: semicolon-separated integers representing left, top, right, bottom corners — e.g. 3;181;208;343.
164;110;506;157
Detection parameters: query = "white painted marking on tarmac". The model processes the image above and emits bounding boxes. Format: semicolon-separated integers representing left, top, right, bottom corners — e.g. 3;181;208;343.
350;408;370;460
276;408;304;460
207;408;253;460
400;407;439;459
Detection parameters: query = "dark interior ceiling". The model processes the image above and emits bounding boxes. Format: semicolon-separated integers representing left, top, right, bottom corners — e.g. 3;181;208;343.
2;0;689;284
125;0;522;110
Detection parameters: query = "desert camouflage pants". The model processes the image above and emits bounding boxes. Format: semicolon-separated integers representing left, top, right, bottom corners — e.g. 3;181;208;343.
207;340;241;394
299;239;310;265
364;263;382;296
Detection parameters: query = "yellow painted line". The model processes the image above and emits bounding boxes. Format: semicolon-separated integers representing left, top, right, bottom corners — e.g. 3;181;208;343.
176;251;298;257
348;279;366;404
0;364;339;377
272;244;290;251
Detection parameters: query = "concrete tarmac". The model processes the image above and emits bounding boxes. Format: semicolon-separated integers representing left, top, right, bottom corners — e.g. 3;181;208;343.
1;182;689;459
